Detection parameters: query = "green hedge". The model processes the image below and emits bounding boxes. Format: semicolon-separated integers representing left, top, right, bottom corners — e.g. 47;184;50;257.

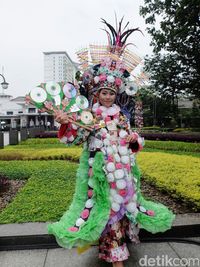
0;138;82;161
137;152;200;210
145;140;200;153
1;139;199;161
0;148;82;161
0;160;77;223
19;138;60;145
173;128;200;132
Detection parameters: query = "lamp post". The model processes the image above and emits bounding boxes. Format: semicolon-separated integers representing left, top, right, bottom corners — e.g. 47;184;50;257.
0;73;9;130
0;73;9;148
0;73;9;94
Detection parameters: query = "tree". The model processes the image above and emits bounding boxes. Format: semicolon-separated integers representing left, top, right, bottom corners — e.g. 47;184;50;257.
139;87;175;126
140;0;200;104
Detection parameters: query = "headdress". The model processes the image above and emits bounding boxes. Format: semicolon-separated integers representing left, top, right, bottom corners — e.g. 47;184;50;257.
76;17;143;108
26;17;144;131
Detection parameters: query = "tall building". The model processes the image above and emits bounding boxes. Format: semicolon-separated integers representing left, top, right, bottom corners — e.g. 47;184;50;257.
43;51;78;83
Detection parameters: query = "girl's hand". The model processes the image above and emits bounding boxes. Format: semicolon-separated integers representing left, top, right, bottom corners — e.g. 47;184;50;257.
54;110;71;124
126;134;137;143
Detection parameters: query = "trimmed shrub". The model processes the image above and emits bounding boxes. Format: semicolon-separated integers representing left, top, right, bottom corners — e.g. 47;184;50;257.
173;128;200;133
0;148;82;161
19;138;60;145
137;152;200;210
145;140;200;153
141;132;200;142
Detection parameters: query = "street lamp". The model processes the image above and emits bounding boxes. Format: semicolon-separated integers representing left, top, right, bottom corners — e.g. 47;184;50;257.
0;73;9;93
0;73;9;133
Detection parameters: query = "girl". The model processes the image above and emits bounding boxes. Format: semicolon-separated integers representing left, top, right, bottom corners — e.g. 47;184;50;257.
49;87;174;266
48;18;175;267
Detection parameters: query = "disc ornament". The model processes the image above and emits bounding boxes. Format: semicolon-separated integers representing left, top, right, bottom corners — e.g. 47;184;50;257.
30;87;47;103
76;95;89;109
80;111;93;125
63;83;77;99
46;81;61;96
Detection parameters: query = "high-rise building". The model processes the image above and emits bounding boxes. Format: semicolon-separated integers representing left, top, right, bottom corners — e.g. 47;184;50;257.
43;51;78;83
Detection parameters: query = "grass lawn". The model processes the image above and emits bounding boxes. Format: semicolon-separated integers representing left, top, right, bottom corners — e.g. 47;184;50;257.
0;138;199;223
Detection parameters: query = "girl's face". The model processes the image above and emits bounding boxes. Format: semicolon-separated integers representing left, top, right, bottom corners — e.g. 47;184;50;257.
98;89;116;108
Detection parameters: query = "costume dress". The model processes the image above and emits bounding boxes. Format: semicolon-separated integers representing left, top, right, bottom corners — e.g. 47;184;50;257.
48;102;175;262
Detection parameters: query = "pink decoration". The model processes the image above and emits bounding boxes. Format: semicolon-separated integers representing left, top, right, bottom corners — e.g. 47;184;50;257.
119;189;127;197
96;108;103;115
105;116;111;122
68;226;79;232
115;77;122;87
81;209;90;219
99;73;107;82
116;163;123;169
107;155;114;162
120;139;127;146
110;182;116;189
88;168;93;177
131;132;138;140
88;189;93;198
124;164;131;172
147;210;155;216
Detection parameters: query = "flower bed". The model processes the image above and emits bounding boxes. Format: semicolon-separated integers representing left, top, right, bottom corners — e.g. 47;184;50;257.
137;152;200;210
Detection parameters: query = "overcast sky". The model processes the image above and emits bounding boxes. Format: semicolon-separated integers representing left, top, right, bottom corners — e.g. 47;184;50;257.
0;0;153;97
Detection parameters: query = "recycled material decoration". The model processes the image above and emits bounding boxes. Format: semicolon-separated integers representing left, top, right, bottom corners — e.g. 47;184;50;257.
26;81;94;131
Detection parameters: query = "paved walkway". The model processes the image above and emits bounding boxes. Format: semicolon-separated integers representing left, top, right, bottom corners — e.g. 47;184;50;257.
0;240;200;267
0;214;199;266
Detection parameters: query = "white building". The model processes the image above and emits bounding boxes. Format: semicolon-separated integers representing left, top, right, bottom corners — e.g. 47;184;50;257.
0;94;53;130
43;51;78;83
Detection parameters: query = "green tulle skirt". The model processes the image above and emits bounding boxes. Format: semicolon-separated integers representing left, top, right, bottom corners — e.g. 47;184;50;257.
133;164;175;233
48;150;111;248
48;150;175;248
